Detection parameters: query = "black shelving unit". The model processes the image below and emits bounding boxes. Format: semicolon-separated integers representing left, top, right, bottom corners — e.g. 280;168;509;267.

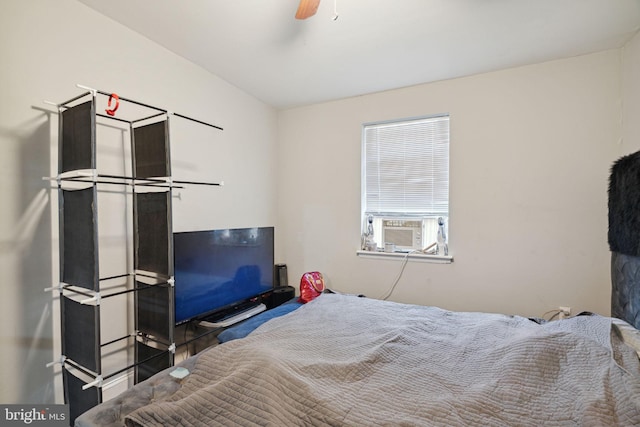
47;86;222;423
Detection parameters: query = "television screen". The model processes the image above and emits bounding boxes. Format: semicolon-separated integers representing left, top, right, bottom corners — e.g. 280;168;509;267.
173;227;274;325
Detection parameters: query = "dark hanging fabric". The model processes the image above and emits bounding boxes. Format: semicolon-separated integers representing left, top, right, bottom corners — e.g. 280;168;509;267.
63;367;101;425
608;150;640;256
62;187;98;291
609;150;640;329
62;296;99;372
133;120;169;178
61;101;93;173
134;191;170;276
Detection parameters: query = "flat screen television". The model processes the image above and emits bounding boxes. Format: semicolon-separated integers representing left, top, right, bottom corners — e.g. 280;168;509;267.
173;227;274;325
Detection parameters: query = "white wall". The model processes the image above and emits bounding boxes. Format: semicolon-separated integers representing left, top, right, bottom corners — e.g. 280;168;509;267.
0;0;277;404
278;50;622;319
622;31;640;155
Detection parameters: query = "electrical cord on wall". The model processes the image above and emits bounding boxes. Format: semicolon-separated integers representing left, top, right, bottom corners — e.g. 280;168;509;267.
377;240;447;300
379;251;412;300
542;309;562;321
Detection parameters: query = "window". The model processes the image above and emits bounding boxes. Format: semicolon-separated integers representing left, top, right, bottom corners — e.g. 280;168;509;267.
361;115;450;252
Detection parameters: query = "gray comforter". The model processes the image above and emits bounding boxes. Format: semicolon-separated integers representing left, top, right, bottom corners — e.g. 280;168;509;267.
125;293;640;426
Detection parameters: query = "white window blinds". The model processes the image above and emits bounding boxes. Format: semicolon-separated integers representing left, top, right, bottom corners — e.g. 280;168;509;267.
363;115;450;216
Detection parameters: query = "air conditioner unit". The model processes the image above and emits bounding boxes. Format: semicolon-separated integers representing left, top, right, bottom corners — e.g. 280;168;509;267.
381;219;424;251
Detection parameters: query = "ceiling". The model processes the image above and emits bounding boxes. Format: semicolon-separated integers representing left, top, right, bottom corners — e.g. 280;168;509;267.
78;0;640;110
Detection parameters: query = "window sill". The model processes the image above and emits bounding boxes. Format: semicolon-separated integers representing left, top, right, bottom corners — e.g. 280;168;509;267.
356;250;453;264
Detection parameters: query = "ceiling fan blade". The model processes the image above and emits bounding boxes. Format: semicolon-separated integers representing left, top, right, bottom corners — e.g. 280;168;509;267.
295;0;321;19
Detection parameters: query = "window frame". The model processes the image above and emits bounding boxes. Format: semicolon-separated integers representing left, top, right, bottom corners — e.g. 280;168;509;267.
360;114;452;261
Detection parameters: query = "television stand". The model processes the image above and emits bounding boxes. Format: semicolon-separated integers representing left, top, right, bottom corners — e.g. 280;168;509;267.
198;303;267;328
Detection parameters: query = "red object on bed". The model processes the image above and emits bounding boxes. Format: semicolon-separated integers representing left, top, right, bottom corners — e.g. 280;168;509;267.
299;271;325;303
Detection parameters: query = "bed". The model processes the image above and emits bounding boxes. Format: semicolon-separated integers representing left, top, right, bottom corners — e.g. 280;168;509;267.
75;292;640;426
73;152;640;426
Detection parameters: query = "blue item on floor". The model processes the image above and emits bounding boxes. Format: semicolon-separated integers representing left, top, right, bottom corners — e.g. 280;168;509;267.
217;300;303;343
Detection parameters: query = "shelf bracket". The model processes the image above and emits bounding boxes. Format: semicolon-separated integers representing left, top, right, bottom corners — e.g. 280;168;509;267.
44;282;65;292
76;84;98;97
46;355;66;368
82;375;103;391
80;292;101;305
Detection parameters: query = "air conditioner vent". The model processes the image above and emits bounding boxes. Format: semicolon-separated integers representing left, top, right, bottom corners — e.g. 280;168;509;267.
381;219;423;250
